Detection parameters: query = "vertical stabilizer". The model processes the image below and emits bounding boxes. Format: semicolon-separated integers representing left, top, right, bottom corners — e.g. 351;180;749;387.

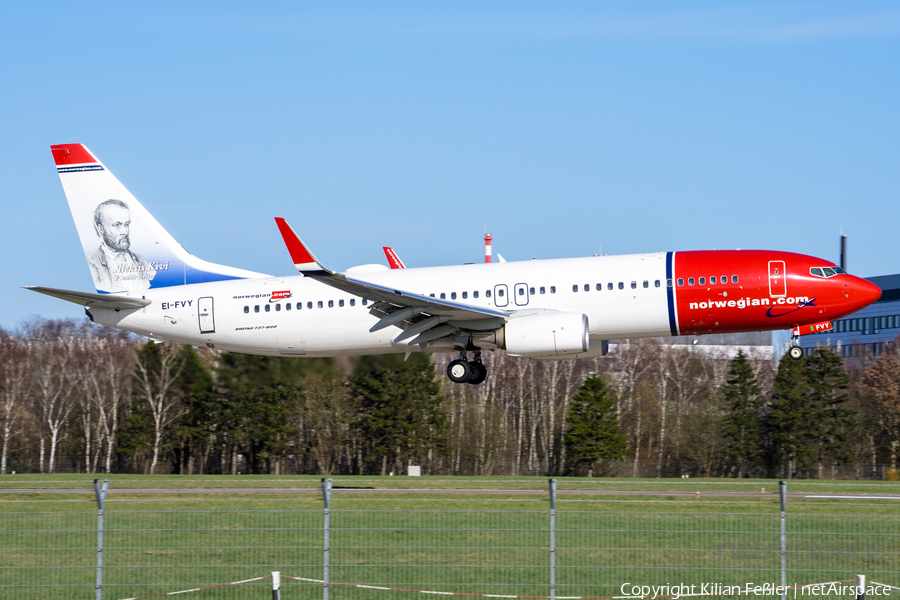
51;144;267;294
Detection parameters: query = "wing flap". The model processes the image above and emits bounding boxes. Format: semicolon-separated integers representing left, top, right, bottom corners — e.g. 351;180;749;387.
25;286;151;310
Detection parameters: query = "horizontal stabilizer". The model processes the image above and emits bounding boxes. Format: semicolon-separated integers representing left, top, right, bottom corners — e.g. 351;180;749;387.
25;286;152;310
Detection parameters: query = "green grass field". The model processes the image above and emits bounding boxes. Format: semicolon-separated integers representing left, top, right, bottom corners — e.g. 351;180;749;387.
1;476;897;600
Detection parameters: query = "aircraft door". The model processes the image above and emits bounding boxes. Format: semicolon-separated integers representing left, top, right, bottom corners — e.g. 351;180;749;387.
198;297;215;333
494;284;509;307
514;283;529;306
768;261;786;298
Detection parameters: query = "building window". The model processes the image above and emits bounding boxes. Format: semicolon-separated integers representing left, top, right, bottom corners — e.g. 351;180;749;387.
244;306;249;313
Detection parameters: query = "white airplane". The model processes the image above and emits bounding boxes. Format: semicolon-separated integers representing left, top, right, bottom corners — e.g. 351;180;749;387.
28;144;881;384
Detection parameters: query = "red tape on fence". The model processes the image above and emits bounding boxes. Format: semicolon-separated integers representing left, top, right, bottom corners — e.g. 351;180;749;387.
116;575;270;599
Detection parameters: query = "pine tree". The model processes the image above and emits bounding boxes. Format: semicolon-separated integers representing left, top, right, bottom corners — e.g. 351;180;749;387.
768;352;811;478
722;350;763;477
562;375;628;476
805;347;855;477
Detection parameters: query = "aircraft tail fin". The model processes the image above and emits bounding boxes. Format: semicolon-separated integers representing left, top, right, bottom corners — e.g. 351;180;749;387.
51;144;268;294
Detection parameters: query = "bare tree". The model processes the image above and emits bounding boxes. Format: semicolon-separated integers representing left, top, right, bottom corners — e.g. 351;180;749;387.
30;328;81;473
134;342;187;474
0;334;32;474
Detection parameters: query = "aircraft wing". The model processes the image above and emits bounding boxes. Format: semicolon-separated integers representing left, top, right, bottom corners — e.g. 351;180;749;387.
25;286;152;310
274;218;508;344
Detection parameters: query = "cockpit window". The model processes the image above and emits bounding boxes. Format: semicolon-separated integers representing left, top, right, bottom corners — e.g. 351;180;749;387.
810;266;844;278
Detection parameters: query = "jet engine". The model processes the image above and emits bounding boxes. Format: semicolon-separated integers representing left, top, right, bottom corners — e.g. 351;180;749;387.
496;312;589;358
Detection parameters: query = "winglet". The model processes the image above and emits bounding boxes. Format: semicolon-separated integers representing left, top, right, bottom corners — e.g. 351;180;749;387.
274;217;334;275
383;246;406;269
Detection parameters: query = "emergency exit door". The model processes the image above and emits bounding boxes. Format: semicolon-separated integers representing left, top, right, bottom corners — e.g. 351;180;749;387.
198;297;215;333
768;261;786;298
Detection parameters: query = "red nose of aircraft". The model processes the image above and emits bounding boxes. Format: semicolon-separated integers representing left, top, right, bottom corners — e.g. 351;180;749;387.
852;277;882;309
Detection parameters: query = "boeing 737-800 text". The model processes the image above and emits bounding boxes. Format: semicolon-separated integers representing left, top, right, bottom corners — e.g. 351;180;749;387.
28;144;882;384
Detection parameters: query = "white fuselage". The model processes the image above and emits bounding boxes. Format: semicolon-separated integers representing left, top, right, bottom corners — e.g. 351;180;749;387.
91;253;672;356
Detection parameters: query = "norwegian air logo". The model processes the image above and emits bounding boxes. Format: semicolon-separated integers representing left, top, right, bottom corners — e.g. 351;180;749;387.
689;295;813;317
270;290;292;302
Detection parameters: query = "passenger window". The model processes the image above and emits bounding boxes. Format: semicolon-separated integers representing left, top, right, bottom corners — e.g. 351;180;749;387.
550;286;556;294
643;280;649;288
473;291;479;299
688;278;695;286
339;299;344;307
732;275;738;283
307;302;313;309
584;284;589;292
350;299;355;306
275;303;281;311
519;288;525;296
286;303;291;311
607;283;613;290
486;290;491;298
244;306;249;313
498;289;505;297
596;283;602;291
630;281;636;289
540;287;546;294
529;287;535;295
462;291;468;299
297;302;302;310
430;293;435;297
699;277;705;285
440;293;446;300
255;305;260;313
451;292;457;300
317;301;323;308
572;285;578;292
328;300;334;308
677;278;684;286
655;280;661;288
710;276;717;284
618;282;624;290
362;298;368;306
667;279;673;287
265;304;271;312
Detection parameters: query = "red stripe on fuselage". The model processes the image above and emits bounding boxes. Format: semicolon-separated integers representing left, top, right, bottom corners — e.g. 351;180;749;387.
672;250;877;336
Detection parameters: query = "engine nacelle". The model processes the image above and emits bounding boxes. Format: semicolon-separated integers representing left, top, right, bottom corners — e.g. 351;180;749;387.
498;312;589;357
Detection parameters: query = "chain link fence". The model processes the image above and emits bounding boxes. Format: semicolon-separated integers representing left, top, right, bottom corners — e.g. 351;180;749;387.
1;479;897;599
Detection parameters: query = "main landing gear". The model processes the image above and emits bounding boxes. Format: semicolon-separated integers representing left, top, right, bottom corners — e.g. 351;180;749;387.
447;349;487;385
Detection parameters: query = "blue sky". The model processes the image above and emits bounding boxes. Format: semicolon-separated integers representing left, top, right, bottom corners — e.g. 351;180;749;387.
1;2;898;329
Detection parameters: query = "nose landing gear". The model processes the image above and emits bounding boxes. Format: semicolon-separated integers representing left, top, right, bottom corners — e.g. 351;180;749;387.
447;349;488;385
788;333;804;361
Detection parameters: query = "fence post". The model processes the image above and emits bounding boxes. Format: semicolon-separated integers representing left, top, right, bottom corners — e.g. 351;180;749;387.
779;481;787;600
94;478;109;600
856;575;866;600
549;479;556;600
272;571;281;600
322;478;333;600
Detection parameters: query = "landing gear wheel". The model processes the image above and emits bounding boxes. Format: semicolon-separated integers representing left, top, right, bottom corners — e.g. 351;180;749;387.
467;362;487;385
789;346;803;360
447;359;472;383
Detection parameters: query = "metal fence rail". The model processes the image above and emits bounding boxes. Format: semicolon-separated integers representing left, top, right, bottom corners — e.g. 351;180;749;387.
0;479;897;599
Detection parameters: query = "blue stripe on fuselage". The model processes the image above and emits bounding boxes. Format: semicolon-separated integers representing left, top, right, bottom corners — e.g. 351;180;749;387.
666;251;678;336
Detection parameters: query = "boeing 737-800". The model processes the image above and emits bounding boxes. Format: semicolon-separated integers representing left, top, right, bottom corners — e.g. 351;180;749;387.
28;144;882;384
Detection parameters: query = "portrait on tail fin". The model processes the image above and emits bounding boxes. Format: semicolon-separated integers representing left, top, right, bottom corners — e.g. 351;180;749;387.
86;199;155;293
